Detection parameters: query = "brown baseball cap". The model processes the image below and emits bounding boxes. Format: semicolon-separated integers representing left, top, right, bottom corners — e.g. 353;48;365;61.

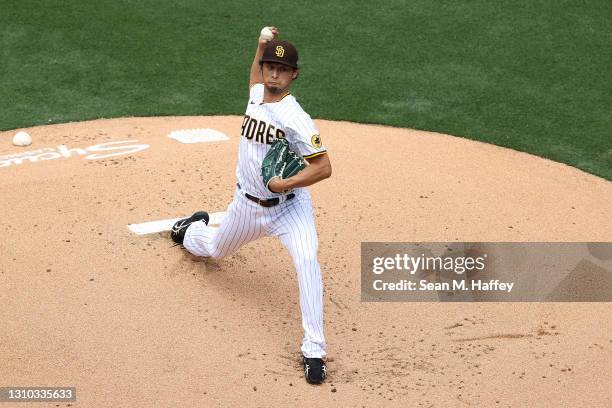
260;40;299;69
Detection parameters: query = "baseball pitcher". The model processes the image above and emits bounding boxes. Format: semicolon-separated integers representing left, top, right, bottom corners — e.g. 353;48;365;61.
170;26;332;384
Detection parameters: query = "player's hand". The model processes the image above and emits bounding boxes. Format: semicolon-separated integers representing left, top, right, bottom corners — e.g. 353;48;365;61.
267;177;287;194
258;26;279;47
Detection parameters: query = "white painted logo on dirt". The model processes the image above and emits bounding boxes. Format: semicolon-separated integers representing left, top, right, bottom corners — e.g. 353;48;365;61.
0;140;150;168
168;128;229;144
128;212;227;235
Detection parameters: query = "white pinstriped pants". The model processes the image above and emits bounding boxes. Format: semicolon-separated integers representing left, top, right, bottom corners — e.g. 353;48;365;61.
183;186;326;358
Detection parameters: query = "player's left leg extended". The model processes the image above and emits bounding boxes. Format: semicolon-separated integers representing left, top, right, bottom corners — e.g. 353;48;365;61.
181;188;267;259
270;195;326;358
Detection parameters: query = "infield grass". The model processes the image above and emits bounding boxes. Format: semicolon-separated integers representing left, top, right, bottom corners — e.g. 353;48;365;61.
1;0;610;179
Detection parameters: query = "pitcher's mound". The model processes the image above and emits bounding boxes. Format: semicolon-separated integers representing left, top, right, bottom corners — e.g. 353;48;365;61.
1;116;610;407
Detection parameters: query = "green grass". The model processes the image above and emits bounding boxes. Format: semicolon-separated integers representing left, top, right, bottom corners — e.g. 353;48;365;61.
1;0;610;179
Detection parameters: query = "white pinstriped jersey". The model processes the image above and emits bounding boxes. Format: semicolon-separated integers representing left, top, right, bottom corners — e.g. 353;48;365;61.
237;83;326;198
183;85;328;359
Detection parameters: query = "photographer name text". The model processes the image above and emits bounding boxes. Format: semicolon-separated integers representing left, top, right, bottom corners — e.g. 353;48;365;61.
372;279;514;292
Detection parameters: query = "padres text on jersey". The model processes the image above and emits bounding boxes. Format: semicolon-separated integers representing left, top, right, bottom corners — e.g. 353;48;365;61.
236;83;326;198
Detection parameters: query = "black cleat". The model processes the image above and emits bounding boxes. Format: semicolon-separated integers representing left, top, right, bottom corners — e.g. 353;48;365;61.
170;211;209;245
303;357;327;384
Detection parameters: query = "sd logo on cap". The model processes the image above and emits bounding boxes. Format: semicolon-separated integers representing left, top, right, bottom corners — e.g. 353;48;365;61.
260;40;299;68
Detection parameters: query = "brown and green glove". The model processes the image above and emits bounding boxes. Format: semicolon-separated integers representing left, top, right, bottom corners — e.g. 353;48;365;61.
261;138;306;193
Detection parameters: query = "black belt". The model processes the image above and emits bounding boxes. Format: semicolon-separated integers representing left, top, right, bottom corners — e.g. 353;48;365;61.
237;183;295;207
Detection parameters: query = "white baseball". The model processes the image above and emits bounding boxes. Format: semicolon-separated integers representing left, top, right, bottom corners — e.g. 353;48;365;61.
12;131;32;146
260;26;274;41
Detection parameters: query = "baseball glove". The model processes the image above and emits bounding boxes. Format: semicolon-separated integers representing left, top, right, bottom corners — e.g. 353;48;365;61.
261;138;306;192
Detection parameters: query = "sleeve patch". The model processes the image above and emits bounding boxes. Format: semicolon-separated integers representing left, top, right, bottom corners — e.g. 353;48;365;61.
311;134;322;149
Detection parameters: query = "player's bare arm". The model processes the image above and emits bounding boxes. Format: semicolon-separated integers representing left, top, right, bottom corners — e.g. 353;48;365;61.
268;153;332;193
249;26;279;88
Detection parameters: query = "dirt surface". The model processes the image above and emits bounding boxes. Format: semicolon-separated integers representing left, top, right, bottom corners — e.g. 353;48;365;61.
1;116;611;407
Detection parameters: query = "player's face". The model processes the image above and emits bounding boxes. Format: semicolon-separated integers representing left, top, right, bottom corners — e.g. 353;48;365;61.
262;62;297;94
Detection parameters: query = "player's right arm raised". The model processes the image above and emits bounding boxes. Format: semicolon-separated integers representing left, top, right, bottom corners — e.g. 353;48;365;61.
249;26;279;88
